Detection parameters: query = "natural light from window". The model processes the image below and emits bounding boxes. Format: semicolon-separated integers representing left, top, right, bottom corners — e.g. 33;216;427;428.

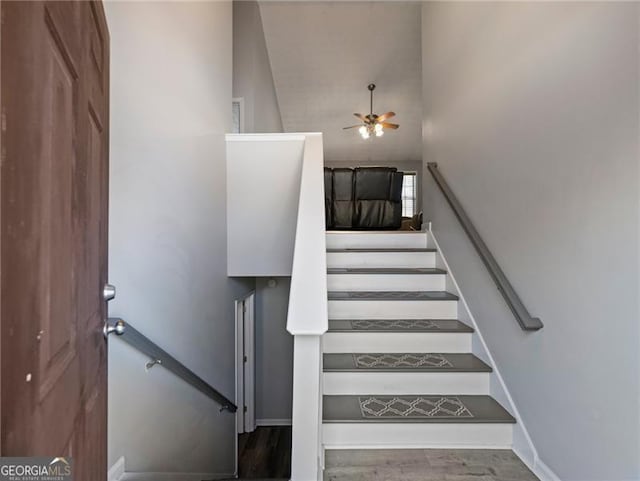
402;172;416;217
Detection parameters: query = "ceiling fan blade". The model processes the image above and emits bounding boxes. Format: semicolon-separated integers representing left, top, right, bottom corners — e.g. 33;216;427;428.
377;112;396;122
343;125;363;130
353;113;367;122
381;122;399;130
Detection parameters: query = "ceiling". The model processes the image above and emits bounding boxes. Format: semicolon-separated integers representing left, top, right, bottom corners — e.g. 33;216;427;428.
259;1;422;162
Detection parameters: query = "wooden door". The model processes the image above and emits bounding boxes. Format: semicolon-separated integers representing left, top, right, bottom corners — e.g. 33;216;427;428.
1;2;110;480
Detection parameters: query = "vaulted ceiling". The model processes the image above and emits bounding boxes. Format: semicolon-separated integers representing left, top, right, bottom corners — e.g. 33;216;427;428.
259;1;422;162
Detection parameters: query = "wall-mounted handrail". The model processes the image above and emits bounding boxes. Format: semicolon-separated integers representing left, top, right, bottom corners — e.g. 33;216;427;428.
104;318;237;412
427;163;543;331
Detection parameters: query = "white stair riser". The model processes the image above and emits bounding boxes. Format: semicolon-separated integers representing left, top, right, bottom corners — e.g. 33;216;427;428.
322;332;472;354
326;232;428;250
328;300;458;320
322;423;513;449
327;252;436;269
327;274;446;292
323;372;490;395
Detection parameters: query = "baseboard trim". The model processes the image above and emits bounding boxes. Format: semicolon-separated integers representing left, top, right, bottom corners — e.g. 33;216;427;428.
520;451;561;481
108;457;126;481
256;418;292;426
326;444;512;450
430;227;561;481
120;473;234;481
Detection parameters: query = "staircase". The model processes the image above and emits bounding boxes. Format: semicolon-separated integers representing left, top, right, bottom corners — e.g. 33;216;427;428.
321;230;515;451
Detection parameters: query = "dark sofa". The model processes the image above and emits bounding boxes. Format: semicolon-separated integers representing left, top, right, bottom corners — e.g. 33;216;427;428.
324;167;404;230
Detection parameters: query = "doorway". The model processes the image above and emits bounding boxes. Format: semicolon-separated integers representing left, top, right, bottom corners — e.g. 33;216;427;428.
236;292;256;436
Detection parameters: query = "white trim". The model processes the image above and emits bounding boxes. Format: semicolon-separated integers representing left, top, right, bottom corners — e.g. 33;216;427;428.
232;97;244;134
120;473;234;481
323;371;489;395
225;133;308;142
256;418;292;426
428;227;561;480
235;291;256;435
235;298;244;436
107;456;126;481
514;447;562;481
243;293;256;433
323;422;513;449
326;444;513;451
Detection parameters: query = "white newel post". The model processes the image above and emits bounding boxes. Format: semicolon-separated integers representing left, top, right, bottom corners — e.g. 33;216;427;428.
286;133;327;481
290;335;323;480
227;132;326;480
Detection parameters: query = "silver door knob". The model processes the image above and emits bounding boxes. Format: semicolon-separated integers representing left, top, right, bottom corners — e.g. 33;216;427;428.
103;283;116;302
103;318;126;338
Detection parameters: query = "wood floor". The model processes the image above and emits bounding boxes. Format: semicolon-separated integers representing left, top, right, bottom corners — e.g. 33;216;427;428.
236;428;538;481
238;426;292;479
324;449;540;481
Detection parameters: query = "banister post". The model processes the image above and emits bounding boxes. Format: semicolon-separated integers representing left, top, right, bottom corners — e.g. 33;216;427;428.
290;335;323;481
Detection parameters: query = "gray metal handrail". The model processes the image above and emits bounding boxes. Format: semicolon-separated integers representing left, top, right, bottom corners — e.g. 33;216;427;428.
427;163;543;331
104;318;237;412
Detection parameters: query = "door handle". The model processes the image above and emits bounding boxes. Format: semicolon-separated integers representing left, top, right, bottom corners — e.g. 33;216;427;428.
103;283;116;302
103;318;126;338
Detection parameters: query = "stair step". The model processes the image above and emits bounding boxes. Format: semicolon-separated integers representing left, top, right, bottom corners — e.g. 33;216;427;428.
322;395;514;449
323;354;491;395
328;291;458;320
327;268;446;291
323;330;471;354
327;249;436;269
327;267;445;274
324;353;491;372
326;231;428;250
327;319;473;333
328;290;458;301
323;395;515;423
326;248;436;253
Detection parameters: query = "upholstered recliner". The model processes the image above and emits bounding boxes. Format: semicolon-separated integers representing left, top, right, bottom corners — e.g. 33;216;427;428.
324;167;403;230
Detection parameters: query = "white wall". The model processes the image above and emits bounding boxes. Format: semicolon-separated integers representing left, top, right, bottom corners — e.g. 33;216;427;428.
226;136;304;276
233;0;283;134
422;3;639;480
106;2;253;476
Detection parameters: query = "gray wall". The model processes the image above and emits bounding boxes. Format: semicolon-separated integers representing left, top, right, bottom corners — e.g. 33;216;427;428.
233;0;283;133
422;3;639;480
106;1;253;475
255;278;293;423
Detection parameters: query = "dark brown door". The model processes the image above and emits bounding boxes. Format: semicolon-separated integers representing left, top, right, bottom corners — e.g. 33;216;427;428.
1;2;109;480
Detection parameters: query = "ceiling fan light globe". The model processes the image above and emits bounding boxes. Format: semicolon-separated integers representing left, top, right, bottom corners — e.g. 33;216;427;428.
358;126;367;136
374;123;383;133
375;129;384;137
361;130;370;139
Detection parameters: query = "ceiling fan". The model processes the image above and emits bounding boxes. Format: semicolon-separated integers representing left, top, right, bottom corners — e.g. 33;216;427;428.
344;83;399;139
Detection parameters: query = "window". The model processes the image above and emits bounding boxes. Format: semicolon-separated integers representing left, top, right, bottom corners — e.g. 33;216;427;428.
401;172;417;217
232;98;244;134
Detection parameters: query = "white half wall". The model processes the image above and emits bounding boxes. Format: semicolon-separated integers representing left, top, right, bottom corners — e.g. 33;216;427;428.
422;3;640;480
106;1;253;475
226;134;304;276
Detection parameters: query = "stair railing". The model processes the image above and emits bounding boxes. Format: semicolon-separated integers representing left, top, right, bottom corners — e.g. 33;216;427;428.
104;318;237;412
427;162;543;331
286;133;327;481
